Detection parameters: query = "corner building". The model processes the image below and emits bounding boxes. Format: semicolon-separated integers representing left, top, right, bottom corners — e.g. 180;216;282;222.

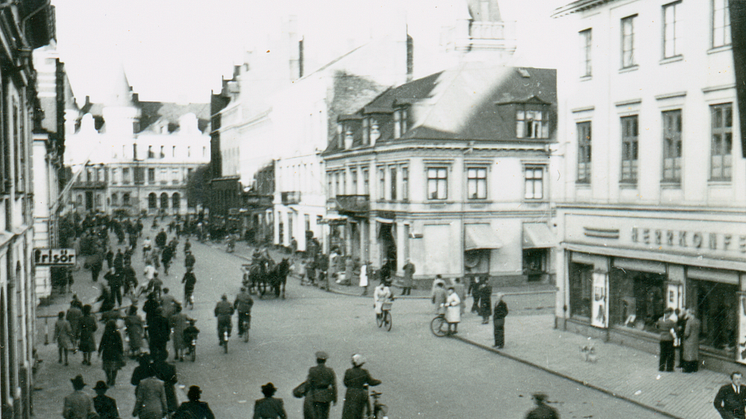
553;0;746;373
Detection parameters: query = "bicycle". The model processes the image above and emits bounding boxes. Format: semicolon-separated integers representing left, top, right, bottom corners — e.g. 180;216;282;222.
376;301;393;332
365;386;389;419
430;313;449;337
238;312;250;343
218;325;229;353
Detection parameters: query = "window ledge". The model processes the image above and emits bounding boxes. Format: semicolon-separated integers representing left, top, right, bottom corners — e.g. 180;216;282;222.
708;45;732;55
523;199;547;203
579;75;592;82
659;55;683;65
575;182;591;188
660;181;681;189
708;179;732;186
619;65;639;74
619;181;638;189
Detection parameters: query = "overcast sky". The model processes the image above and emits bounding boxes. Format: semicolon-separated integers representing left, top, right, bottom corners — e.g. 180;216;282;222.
52;0;567;104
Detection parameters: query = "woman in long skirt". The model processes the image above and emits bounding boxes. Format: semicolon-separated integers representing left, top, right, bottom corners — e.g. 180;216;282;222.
124;306;144;357
341;354;381;419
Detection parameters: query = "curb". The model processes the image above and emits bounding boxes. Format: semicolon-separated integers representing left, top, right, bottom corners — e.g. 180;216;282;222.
452;335;682;419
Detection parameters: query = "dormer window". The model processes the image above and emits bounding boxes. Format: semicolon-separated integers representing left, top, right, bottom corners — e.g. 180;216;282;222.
362;118;370;145
393;108;409;139
147;145;155;159
516;104;549;139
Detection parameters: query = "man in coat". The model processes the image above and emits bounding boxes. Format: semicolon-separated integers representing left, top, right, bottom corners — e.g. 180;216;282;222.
62;375;97;419
401;259;415;295
432;281;447;315
479;277;493;324
306;351;337;419
682;308;701;373
493;293;509;348
656;308;677;372
714;372;746;419
253;382;287;419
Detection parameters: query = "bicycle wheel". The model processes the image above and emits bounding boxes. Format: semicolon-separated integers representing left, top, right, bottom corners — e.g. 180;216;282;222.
376;313;383;328
383;311;392;331
430;316;447;337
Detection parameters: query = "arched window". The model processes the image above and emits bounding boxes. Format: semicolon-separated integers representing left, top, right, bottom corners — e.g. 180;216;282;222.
95;194;102;207
148;193;157;209
123;193;130;206
111;193;118;206
172;193;180;209
160;193;169;209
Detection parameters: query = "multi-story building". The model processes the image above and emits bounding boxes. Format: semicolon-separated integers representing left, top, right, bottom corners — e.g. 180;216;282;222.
65;69;210;216
0;2;56;418
552;0;745;373
323;62;557;285
32;41;79;300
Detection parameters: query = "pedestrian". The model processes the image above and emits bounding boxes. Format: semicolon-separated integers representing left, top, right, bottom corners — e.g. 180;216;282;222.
79;304;98;366
161;245;173;276
98;320;125;386
147;272;163;301
656;307;676;372
470;276;482;313
432;281;447;316
54;311;75;366
479;276;492;324
253;382;287;419
493;293;509;348
96;285;115;314
66;299;83;350
62;374;98;419
234;287;254;339
182;267;196;308
151;350;178;415
401;259;415;296
173;386;215;419
525;392;559;419
306;351;337;419
125;306;144;358
682;308;701;373
184;251;196;270
104;267;123;307
132;365;168;419
714;371;746;419
445;286;461;335
155;228;167;249
92;381;120;419
296;259;307;286
452;277;466;314
122;262;138;298
160;288;178;319
105;248;114;270
147;307;171;362
341;354;381;419
169;305;189;361
130;354;152;388
675;308;686;368
359;261;369;296
214;294;235;345
328;249;339;284
90;250;104;283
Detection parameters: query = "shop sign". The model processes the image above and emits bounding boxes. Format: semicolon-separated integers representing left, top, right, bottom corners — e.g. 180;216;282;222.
591;271;609;328
34;248;77;266
666;283;683;310
631;227;746;255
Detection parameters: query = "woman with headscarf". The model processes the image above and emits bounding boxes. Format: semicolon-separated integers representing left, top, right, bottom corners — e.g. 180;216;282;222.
98;319;124;386
341;354;381;419
78;304;98;366
445;286;462;335
493;293;509;348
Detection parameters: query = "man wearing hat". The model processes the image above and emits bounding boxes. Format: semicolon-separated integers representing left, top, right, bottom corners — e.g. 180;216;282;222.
253;383;287;419
525;392;559;419
62;375;98;419
93;381;120;419
306;351;337;419
173;386;215;419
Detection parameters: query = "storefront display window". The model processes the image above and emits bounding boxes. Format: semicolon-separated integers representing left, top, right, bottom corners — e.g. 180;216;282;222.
569;262;592;319
609;267;666;333
689;280;737;356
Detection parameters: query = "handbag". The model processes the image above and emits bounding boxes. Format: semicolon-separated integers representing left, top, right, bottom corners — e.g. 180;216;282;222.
292;381;308;398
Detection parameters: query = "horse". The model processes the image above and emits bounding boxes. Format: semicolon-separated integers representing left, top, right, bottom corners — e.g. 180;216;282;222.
266;258;290;299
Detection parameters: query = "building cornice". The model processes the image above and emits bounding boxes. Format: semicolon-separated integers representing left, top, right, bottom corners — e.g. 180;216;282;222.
552;0;617;18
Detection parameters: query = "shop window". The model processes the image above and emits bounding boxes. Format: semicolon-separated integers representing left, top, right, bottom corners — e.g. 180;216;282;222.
609;267;666;332
690;279;737;355
523;249;547;282
569;262;593;319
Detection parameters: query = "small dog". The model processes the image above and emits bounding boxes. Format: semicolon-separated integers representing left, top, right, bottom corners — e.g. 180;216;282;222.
580;342;598;363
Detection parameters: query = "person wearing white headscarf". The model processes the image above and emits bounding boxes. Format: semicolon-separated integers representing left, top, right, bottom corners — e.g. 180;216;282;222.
341;354;381;419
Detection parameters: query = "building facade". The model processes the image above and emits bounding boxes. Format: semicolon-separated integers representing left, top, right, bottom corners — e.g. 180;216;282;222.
66;72;210;216
553;0;746;373
323;63;558;285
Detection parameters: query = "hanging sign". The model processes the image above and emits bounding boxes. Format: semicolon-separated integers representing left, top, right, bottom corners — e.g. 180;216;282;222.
591;271;609;328
33;248;77;266
667;283;683;311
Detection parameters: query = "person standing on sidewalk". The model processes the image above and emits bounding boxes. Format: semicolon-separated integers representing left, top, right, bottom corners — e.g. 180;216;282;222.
714;371;746;419
682;308;701;373
358;262;369;296
525;392;559;419
452;277;466;314
493;293;508;348
401;259;415;296
79;305;98;366
54;311;75;366
432;281;447;315
656;308;676;372
445;286;461;335
479;277;492;324
470;276;482;313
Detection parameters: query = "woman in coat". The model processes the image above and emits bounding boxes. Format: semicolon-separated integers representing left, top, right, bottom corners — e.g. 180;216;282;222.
125;305;144;357
682;308;701;373
54;311;74;365
445;286;461;334
98;320;124;386
169;305;188;361
78;304;98;366
133;366;168;419
341;354;381;419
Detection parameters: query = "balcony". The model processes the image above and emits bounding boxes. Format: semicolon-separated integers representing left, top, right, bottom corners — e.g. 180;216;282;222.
243;194;273;209
73;180;107;189
281;191;301;206
334;195;369;215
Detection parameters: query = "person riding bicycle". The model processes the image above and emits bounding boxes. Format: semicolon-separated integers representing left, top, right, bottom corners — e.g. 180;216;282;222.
214;294;235;345
373;280;394;321
182;267;197;308
182;319;200;352
233;287;254;338
142;236;152;257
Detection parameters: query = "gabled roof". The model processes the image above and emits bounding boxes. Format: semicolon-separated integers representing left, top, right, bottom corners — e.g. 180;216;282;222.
324;62;557;154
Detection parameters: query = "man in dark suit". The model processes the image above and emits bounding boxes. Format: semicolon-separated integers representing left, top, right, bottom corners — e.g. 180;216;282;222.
306;351;337;419
714;372;746;419
253;382;286;419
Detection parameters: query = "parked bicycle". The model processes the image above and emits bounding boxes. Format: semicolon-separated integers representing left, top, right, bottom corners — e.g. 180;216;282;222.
430;312;449;337
366;387;389;419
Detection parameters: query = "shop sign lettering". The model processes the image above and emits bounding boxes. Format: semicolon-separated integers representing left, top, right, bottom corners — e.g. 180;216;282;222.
631;228;746;254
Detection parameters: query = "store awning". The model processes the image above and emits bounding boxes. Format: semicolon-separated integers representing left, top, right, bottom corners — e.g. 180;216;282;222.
464;224;503;251
523;223;556;249
318;215;348;225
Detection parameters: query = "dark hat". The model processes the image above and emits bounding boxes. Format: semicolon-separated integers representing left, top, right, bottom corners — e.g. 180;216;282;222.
532;392;548;402
261;382;277;396
93;381;108;391
187;385;202;401
315;351;329;360
70;375;86;388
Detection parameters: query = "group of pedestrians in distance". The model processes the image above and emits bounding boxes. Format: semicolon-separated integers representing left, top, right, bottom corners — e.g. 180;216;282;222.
656;307;701;373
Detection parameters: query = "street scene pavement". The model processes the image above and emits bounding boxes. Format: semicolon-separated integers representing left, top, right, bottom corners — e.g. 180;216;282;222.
32;224;727;418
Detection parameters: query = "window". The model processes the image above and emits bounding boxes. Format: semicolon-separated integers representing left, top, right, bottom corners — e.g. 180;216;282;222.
427;167;448;200
621;116;639;183
711;103;733;180
342;171;347;194
580;29;592;77
713;0;732;48
663;2;681;58
394;112;401;139
122;168;130;184
393;108;409;139
362;118;369;145
378;167;385;200
172;146;176;157
335;172;340;197
160;168;167;184
111;193;118;206
188;146;191;157
159;145;165;159
467;168;487;199
516;106;549;139
351;169;358;194
524;167;544;200
621;15;636;68
147;168;156;184
577;122;592;183
122;193;130;206
111;168;118;185
203;147;207;157
662;109;682;182
402;167;409;200
327;173;333;198
148;145;154;159
390;167;397;200
172;170;179;185
363;168;370;195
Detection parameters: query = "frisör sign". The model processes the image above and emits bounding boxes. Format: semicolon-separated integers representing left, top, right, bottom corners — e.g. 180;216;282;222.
34;248;76;266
